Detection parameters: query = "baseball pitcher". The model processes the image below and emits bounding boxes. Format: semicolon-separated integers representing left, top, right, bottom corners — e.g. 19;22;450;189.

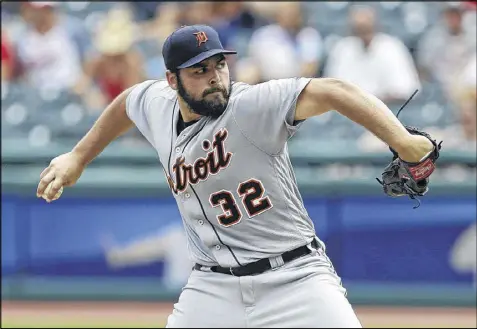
37;25;442;328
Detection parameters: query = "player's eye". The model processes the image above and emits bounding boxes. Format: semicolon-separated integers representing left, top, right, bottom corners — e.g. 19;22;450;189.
217;61;225;69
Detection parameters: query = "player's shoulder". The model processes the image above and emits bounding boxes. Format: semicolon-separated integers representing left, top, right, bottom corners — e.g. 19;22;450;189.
133;79;176;101
231;78;303;96
126;79;177;116
229;78;307;113
229;81;252;98
229;80;271;104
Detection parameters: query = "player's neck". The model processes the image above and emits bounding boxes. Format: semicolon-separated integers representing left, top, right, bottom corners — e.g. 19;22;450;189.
178;97;202;123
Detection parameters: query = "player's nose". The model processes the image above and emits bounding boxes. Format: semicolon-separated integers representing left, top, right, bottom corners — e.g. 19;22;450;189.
209;70;221;85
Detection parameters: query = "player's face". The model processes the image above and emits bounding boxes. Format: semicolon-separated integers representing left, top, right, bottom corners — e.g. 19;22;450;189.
176;55;232;119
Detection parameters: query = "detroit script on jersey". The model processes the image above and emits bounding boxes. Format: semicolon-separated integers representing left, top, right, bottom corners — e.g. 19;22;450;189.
125;78;324;267
167;129;232;194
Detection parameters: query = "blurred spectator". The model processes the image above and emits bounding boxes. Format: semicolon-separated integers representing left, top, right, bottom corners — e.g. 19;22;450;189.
416;3;476;100
14;2;83;91
1;29;16;82
63;12;93;64
136;2;220;80
324;5;421;104
404;53;476;152
126;2;268;81
212;2;267;49
122;3;181;80
236;2;323;84
455;54;477;143
136;2;181;43
211;2;268;79
128;1;162;23
181;2;218;26
246;2;281;22
463;1;477;10
73;9;145;111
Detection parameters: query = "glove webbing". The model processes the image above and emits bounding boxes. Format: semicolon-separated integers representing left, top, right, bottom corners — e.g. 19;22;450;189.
375;176;423;209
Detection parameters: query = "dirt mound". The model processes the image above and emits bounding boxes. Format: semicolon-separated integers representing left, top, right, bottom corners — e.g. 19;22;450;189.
2;301;476;328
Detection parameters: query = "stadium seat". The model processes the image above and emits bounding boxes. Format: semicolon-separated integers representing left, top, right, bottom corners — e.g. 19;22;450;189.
1;99;40;139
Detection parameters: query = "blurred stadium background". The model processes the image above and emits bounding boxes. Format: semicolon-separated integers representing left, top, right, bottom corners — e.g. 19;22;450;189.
1;1;476;328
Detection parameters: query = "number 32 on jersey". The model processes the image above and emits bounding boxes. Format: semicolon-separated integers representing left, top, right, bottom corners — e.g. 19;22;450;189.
209;178;273;227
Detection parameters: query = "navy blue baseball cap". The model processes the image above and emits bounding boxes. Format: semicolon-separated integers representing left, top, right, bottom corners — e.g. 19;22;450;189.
162;24;237;71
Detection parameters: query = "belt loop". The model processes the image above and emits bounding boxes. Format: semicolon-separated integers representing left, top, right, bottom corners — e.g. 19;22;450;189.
315;237;326;254
307;238;320;255
195;264;213;272
269;255;285;269
306;243;317;256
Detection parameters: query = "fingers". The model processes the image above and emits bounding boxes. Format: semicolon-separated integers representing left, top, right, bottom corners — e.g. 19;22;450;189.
37;170;56;198
39;166;50;180
46;177;64;201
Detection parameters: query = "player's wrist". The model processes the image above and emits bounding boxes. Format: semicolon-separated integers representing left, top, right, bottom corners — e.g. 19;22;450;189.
397;135;434;163
70;147;92;168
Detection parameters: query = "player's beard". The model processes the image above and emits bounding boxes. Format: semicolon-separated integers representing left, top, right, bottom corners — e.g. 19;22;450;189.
177;75;232;119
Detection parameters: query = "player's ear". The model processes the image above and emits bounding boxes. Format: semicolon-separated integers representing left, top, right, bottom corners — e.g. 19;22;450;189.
166;70;178;91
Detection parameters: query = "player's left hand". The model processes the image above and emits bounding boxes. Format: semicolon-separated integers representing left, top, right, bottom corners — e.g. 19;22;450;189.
376;125;442;208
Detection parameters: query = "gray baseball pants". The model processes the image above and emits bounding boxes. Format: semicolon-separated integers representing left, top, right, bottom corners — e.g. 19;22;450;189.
166;245;362;328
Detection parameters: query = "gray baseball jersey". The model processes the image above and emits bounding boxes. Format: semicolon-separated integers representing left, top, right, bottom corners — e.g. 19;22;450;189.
126;77;319;268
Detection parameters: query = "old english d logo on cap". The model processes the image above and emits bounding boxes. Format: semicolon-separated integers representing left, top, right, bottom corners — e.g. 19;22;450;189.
162;25;237;70
194;31;208;47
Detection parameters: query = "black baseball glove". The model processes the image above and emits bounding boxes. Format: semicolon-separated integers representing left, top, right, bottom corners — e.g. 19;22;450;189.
376;125;443;208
